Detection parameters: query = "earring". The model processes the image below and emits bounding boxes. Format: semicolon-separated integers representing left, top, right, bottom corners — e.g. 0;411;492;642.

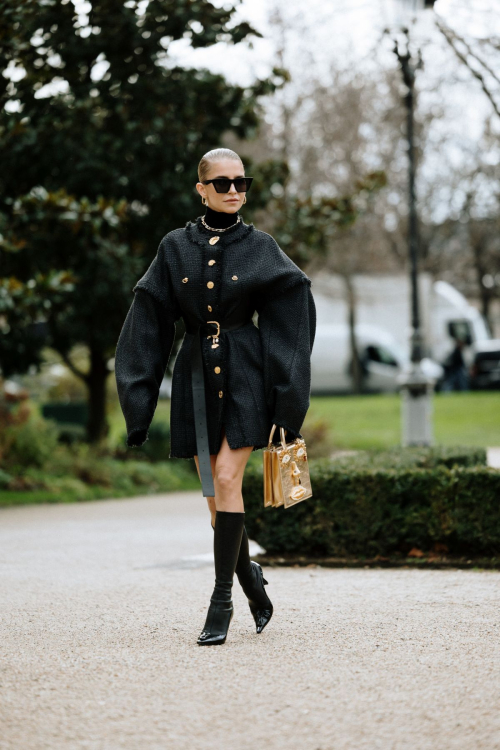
243;196;247;204
202;197;208;206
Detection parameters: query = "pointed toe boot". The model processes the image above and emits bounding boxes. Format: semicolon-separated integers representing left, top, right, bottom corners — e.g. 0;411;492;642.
197;600;234;646
211;520;274;635
246;561;274;634
197;510;245;646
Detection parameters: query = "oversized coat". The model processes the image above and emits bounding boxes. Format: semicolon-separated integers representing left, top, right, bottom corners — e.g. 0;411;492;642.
114;215;317;491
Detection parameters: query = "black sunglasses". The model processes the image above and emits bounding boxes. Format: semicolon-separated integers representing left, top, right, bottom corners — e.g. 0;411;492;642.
201;177;253;194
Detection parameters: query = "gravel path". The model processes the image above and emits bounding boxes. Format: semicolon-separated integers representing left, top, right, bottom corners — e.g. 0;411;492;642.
1;491;500;750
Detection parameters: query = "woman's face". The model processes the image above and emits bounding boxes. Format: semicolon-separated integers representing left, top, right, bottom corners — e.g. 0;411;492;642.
196;158;245;213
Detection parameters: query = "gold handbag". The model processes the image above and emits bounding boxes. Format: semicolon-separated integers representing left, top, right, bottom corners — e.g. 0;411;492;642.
263;424;313;508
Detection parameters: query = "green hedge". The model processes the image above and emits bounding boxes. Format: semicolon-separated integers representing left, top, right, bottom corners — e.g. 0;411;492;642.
242;446;500;558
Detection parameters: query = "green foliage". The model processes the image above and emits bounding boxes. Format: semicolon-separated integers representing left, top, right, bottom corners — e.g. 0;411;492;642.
328;445;487;470
271;172;387;265
120;421;173;463
0;190;139;377
0;468;13;488
0;0;288;440
0;0;284;239
0;441;200;506
2;412;59;469
242;447;500;558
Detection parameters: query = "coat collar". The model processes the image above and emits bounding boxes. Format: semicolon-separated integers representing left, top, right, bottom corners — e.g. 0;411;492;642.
184;214;255;249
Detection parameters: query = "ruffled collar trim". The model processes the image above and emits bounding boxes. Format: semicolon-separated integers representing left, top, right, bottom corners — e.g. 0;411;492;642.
184;214;255;249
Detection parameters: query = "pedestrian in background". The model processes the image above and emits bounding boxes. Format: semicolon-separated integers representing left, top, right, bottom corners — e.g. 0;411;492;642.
441;337;469;391
115;147;316;645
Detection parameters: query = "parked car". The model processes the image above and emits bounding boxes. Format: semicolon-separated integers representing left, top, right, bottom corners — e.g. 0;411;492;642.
311;323;443;395
469;340;500;390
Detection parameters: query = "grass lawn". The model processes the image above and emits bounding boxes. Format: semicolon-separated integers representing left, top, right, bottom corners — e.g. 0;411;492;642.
2;391;497;508
107;391;500;452
306;391;500;450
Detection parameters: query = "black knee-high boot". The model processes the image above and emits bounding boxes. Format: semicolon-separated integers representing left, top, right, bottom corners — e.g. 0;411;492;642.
198;510;245;646
211;521;273;634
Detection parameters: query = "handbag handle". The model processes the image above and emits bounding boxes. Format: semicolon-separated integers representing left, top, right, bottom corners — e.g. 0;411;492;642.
267;423;289;451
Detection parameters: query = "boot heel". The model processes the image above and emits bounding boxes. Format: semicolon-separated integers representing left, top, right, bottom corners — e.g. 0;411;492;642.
247;561;273;634
256;563;269;585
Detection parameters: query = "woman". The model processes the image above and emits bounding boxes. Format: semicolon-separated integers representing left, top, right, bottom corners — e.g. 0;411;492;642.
115;147;316;646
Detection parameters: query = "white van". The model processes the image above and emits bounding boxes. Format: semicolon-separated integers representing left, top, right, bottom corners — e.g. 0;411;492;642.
309;273;493;393
311;322;442;394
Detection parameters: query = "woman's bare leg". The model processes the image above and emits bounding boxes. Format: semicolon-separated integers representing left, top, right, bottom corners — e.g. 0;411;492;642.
194;429;272;637
193;427;254;518
193;452;217;526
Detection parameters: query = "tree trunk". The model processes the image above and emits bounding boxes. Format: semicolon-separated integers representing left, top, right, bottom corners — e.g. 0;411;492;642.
343;274;363;394
86;345;110;443
471;236;494;336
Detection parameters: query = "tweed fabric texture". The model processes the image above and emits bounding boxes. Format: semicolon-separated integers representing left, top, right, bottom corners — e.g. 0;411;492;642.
114;215;317;458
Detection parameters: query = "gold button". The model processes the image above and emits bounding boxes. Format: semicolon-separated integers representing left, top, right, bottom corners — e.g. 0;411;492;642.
232;275;238;281
219;390;223;398
207;281;214;289
208;259;216;266
207;305;212;312
214;366;221;374
209;237;220;245
182;277;188;283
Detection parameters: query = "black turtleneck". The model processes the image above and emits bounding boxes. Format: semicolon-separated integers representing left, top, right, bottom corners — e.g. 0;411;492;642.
203;205;240;229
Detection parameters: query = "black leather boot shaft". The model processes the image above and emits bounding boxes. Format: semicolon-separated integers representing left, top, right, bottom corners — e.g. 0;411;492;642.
210;510;245;603
211;519;274;634
197;510;245;645
235;526;254;585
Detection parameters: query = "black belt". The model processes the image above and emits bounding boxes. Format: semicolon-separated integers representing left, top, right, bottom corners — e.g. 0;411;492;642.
186;316;254;497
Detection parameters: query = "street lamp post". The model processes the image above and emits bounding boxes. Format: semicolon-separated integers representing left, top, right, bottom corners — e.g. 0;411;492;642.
384;0;437;447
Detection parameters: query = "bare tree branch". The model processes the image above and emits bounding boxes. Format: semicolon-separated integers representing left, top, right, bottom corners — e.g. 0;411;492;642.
435;16;500;118
58;350;89;383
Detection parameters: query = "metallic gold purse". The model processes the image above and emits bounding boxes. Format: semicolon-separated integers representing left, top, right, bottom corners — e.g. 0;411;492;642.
263;424;313;508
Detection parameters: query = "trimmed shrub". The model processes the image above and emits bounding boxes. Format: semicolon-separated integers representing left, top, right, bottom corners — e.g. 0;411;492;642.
242;447;500;558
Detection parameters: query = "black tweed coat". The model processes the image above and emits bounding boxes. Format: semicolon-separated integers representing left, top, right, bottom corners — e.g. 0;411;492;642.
114;215;317;458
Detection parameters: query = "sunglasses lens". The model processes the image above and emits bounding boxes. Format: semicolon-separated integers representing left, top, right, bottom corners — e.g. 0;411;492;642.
234;177;252;193
212;179;231;193
211;177;253;193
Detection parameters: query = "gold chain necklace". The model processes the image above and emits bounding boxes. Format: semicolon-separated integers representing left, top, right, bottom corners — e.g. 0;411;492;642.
201;214;241;233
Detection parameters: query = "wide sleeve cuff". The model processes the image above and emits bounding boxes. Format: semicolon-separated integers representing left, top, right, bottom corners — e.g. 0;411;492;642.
257;278;316;437
115;287;177;448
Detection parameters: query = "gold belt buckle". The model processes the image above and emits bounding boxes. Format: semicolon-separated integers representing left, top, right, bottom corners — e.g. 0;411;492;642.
206;320;220;349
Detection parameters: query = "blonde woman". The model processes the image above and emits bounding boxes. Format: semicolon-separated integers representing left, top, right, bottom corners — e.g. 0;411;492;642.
115;148;316;645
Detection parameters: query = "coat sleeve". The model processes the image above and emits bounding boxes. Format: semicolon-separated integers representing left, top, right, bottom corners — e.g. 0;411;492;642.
114;238;181;448
256;277;316;441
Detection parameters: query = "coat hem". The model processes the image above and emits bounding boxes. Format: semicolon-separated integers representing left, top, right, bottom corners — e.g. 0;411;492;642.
169;437;269;459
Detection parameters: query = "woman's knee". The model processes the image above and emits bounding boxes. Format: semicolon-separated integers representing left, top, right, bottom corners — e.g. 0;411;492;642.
214;466;241;494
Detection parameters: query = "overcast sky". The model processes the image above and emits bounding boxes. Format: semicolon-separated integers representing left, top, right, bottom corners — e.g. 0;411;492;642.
169;0;499;90
167;0;499;223
15;0;500;222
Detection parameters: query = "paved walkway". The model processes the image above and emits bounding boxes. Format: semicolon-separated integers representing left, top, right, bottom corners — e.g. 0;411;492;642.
1;492;500;750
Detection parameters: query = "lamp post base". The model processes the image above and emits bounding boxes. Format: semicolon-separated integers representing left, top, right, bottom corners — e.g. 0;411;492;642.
398;363;434;447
